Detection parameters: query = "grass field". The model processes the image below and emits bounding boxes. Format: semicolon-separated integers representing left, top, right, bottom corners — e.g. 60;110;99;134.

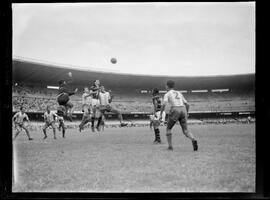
12;123;255;192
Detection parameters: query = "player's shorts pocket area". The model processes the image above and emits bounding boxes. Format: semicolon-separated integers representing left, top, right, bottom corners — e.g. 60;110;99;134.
169;107;187;122
57;93;70;105
99;105;112;112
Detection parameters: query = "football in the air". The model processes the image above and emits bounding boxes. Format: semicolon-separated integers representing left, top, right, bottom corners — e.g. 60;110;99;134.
68;72;72;77
111;58;117;64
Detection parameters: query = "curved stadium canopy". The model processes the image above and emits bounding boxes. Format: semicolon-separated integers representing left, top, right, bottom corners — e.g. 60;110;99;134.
12;58;255;91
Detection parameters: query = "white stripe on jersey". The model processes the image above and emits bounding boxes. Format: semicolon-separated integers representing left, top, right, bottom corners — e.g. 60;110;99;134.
163;89;187;107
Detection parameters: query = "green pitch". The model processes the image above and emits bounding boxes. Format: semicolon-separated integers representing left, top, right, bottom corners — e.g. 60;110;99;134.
12;124;255;192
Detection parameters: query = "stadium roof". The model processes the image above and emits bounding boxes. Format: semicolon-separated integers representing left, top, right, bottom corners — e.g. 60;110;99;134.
12;58;255;91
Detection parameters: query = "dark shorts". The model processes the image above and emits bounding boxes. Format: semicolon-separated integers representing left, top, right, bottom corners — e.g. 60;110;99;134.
57;93;71;106
167;106;188;130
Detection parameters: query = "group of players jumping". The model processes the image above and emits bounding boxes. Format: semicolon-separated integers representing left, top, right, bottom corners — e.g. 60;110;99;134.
13;72;198;151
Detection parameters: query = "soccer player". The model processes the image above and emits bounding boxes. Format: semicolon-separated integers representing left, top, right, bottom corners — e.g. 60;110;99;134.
12;106;33;140
159;80;198;151
149;88;166;144
57;72;78;121
56;105;66;138
89;80;101;132
42;105;58;139
97;86;127;130
79;86;93;132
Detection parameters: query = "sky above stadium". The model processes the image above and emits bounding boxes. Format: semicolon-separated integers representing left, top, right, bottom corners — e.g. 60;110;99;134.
13;2;255;76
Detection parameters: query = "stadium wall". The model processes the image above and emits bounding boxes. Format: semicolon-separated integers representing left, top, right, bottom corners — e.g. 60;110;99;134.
12;111;255;122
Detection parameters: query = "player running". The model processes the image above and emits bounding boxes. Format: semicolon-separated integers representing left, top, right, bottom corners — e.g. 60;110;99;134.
97;86;128;130
89;80;101;132
159;80;198;151
12;106;33;140
56;105;67;138
42;105;58;139
57;72;78;121
149;88;166;144
79;86;93;132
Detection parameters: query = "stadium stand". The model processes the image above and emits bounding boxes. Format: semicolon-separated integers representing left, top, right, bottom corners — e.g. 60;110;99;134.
12;85;255;113
12;58;255;116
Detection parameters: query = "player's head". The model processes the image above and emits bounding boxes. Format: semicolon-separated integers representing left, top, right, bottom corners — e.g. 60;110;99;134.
166;80;175;90
58;80;66;86
152;88;159;96
84;86;89;93
20;106;25;112
94;80;100;86
46;105;51;111
100;85;105;92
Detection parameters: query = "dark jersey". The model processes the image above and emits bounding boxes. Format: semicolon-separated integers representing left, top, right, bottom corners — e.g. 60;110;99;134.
152;95;162;112
58;76;75;96
58;86;75;96
90;85;100;99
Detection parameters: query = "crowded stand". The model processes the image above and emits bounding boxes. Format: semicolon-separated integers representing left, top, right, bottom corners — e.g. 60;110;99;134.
12;85;255;113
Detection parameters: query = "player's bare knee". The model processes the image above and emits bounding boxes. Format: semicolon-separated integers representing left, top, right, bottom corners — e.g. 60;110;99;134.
182;129;189;137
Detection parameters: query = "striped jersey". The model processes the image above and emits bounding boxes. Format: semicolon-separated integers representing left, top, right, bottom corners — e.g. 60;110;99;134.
152;95;162;112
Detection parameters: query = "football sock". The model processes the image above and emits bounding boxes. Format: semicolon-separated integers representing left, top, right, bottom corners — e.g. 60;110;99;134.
97;117;102;128
154;128;161;142
166;133;172;148
62;129;65;138
43;129;47;136
91;117;95;127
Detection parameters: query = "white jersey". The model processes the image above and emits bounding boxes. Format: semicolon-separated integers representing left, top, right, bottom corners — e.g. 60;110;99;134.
44;111;57;123
13;111;29;124
82;92;92;105
99;92;111;106
163;89;187;107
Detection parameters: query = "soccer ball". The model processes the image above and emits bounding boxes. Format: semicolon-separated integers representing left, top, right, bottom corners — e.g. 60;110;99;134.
68;72;72;77
111;58;117;64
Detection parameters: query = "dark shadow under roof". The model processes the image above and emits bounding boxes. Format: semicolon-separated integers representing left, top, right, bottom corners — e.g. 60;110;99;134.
12;59;255;91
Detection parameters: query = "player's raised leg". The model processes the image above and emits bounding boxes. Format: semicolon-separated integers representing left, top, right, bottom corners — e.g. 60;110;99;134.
110;108;127;127
79;105;91;132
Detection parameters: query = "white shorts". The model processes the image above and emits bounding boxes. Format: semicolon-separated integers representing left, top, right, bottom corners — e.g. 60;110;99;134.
150;111;166;122
91;99;100;107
